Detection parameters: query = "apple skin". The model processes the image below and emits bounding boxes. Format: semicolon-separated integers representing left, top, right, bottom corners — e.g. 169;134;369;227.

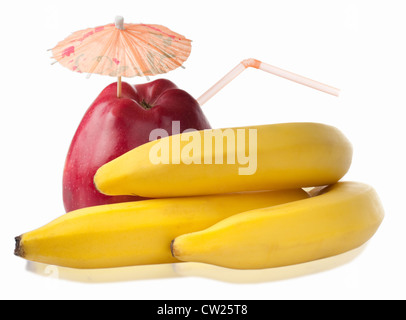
63;79;211;212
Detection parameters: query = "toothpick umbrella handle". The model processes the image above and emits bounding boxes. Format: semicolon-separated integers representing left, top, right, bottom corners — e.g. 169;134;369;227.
197;59;340;106
115;16;125;30
115;16;124;98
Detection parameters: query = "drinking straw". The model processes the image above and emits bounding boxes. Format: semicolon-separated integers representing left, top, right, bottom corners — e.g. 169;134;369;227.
197;59;340;106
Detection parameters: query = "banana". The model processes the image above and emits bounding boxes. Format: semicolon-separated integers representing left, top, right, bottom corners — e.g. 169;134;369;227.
94;122;353;198
171;182;384;270
14;189;309;269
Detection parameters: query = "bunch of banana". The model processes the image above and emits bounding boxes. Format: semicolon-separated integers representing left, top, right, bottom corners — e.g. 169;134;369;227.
15;189;309;269
171;182;384;269
15;122;384;270
94;122;353;198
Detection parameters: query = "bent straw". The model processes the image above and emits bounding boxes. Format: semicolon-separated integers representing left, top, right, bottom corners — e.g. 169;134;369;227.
197;59;340;106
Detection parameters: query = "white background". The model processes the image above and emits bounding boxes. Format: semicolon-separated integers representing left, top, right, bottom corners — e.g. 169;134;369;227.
1;0;405;300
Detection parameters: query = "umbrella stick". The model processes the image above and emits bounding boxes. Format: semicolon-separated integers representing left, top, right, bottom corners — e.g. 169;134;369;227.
117;76;122;98
197;59;340;106
115;16;124;99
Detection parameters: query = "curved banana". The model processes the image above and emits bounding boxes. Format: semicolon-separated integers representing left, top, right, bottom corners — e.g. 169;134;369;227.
171;182;384;270
94;122;353;198
14;189;308;269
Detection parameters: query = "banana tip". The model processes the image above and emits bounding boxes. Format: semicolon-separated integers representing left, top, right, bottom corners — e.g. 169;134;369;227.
93;171;104;194
14;235;24;258
93;170;112;196
170;239;176;258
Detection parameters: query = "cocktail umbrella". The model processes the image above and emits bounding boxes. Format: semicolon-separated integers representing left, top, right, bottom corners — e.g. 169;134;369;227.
51;16;192;97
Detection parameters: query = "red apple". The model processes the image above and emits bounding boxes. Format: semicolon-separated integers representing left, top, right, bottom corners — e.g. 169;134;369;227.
63;79;211;212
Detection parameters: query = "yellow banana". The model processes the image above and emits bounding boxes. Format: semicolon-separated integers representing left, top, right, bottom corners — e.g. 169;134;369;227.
171;182;384;270
94;122;353;198
14;189;308;269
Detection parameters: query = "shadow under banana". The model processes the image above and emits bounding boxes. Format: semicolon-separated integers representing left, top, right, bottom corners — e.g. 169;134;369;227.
26;243;367;284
